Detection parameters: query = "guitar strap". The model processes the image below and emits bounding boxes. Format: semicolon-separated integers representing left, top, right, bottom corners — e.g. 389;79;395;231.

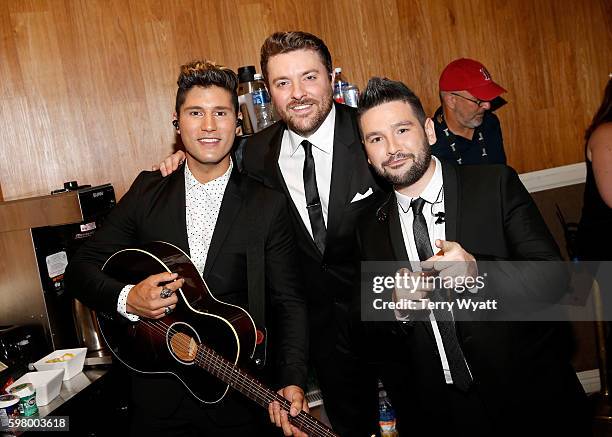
247;209;267;369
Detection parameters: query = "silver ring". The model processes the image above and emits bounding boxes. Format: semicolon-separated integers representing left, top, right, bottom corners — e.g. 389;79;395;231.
160;287;173;299
164;306;172;315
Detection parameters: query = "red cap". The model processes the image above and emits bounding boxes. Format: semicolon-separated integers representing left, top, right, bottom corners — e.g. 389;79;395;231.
439;58;506;101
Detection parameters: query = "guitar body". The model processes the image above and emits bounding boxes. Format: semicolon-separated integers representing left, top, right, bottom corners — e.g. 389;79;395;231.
96;241;339;437
98;241;256;404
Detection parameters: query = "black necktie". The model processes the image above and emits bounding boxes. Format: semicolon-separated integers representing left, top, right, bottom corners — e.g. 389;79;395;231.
301;140;326;254
411;197;473;391
411;198;434;261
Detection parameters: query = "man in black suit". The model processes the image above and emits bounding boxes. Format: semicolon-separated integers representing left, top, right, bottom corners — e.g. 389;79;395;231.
354;77;590;435
246;33;382;437
157;32;382;436
66;61;308;437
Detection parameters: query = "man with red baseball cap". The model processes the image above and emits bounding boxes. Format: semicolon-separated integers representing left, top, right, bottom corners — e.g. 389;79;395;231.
431;58;508;165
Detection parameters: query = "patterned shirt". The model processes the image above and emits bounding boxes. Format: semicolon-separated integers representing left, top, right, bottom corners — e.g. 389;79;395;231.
116;159;233;320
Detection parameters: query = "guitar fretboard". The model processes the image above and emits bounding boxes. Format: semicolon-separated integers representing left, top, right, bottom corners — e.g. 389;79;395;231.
196;343;339;437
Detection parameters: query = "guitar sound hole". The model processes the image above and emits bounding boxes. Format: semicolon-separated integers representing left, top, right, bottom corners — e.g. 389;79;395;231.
170;332;199;362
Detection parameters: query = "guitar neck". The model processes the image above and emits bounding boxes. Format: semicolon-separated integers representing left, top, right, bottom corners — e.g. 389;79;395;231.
196;344;338;437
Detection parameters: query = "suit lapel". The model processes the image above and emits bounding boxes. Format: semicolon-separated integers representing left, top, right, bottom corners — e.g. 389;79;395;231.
385;191;436;341
385;193;410;262
440;162;470;342
441;161;460;242
280;175;322;258
265;123;323;258
166;167;190;254
203;167;243;277
262;124;285;190
327;103;359;242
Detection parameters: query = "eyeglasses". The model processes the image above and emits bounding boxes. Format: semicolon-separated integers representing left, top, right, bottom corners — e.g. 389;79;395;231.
450;92;490;107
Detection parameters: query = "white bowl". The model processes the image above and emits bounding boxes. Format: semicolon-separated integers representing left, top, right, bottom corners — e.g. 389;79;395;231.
33;348;87;380
7;369;64;406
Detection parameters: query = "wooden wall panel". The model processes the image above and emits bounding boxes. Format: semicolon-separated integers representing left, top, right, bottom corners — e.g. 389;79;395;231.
0;0;610;201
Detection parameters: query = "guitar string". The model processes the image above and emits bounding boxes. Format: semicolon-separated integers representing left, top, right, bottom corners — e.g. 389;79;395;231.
138;320;279;411
139;319;273;405
108;251;334;435
138;319;333;436
139;320;333;437
137;319;335;437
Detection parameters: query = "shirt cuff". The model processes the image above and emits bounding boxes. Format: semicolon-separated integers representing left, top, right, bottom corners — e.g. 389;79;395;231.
394;298;430;321
394;309;411;321
117;284;139;321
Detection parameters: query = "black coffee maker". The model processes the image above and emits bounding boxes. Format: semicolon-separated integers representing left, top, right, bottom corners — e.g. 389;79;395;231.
0;182;115;363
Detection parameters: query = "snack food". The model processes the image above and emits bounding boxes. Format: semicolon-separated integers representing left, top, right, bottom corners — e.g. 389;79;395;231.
45;353;74;364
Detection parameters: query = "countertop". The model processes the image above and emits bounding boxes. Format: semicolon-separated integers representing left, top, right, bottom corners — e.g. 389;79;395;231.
2;367;111;436
38;367;109;417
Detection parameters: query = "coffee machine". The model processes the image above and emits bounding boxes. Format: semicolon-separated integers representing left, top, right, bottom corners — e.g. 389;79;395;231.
0;182;115;363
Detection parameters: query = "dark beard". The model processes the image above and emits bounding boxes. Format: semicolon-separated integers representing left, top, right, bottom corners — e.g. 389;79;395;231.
374;140;432;188
285;95;333;137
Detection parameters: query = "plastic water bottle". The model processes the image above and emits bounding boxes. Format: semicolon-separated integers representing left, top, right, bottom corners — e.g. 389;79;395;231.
378;381;398;437
237;65;256;96
342;83;359;108
333;67;346;104
252;73;277;131
237;66;257;134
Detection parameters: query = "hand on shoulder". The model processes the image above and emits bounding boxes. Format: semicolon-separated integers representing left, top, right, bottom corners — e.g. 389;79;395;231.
151;150;186;177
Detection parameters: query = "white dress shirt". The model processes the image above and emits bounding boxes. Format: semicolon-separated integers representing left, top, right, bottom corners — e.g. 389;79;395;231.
395;156;455;384
117;159;233;321
278;105;336;237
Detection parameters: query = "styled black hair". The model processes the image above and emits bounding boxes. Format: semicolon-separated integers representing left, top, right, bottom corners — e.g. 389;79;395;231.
175;60;239;115
357;77;426;126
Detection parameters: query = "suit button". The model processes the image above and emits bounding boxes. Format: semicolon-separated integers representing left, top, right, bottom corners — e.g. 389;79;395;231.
321;263;328;271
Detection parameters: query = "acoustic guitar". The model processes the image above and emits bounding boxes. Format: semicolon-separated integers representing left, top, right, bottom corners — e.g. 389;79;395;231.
98;241;338;437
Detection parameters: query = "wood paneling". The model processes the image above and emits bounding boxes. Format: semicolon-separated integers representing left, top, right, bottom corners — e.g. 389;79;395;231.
0;0;610;200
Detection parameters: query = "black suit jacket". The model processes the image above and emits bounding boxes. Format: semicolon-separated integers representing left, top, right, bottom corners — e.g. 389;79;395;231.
243;102;384;360
66;165;308;424
356;162;588;434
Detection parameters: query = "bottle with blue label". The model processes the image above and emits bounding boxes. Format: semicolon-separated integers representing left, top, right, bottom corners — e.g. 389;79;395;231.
378;380;398;437
252;74;277;131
